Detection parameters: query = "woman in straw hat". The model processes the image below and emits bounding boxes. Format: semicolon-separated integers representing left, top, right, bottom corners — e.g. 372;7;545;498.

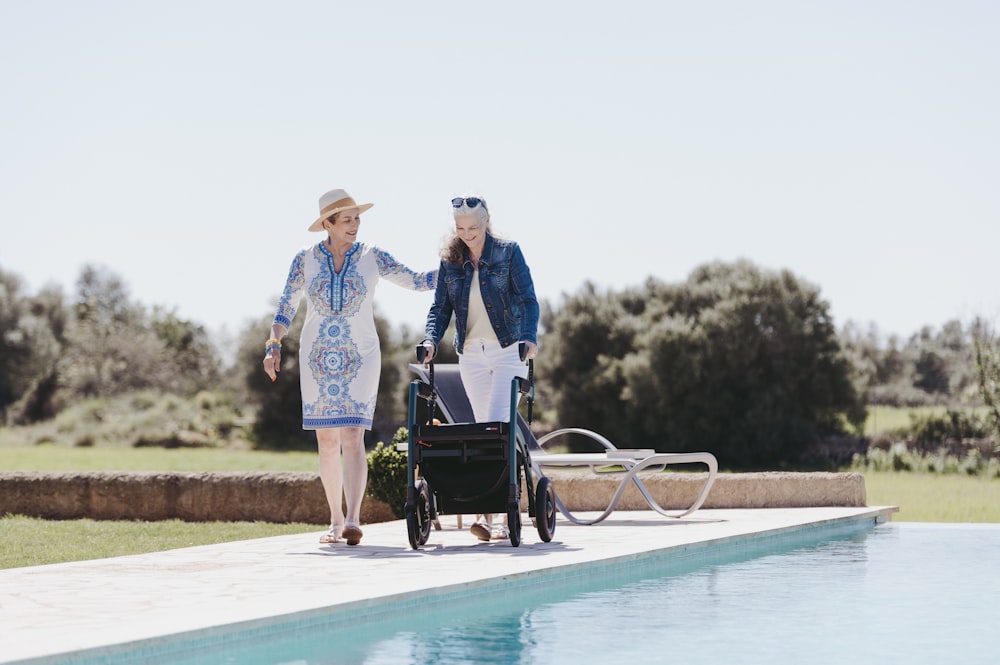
421;195;539;542
263;188;436;546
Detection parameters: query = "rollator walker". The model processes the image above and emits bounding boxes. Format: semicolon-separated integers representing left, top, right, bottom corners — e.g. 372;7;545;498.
403;343;557;549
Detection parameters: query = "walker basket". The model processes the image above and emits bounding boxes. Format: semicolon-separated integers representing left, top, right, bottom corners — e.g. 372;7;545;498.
412;421;519;515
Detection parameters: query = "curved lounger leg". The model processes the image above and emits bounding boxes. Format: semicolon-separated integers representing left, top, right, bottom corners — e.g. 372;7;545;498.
626;453;718;518
533;452;718;525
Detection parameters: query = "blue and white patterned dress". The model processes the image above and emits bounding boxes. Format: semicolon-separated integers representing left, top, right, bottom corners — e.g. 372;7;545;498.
274;242;436;430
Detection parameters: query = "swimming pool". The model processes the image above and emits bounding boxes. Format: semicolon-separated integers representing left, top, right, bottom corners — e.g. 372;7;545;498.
60;522;998;665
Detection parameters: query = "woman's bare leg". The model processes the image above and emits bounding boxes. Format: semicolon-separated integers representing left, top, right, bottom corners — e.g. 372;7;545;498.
339;427;368;525
316;429;344;527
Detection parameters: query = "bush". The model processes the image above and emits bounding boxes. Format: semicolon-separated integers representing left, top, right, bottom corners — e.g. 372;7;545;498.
0;390;250;449
366;427;410;518
543;262;866;469
905;409;991;451
851;440;998;477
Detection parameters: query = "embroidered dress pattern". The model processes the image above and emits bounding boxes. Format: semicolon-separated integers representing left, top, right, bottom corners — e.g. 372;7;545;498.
274;243;436;430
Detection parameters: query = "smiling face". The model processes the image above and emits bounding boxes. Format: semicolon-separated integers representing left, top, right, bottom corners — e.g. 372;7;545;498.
454;214;486;255
324;209;361;247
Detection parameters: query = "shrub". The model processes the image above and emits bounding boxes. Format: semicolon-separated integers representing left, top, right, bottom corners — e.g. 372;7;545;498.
851;440;998;477
366;427;410;518
543;262;866;469
905;409;991;451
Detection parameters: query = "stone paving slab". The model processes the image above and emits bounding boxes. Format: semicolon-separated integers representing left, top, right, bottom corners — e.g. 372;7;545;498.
0;506;895;664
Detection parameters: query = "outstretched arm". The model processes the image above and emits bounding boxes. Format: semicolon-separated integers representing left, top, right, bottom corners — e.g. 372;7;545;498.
423;261;453;354
263;251;306;381
372;247;437;291
510;243;539;357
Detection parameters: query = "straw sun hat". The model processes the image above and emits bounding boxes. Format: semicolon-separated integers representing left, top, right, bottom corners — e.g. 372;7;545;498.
308;189;374;232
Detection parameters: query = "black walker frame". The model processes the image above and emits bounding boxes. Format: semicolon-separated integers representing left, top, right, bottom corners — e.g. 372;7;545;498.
403;346;556;548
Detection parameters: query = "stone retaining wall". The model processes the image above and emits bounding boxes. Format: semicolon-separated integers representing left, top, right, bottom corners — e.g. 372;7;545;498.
546;470;866;511
0;470;865;525
0;472;393;525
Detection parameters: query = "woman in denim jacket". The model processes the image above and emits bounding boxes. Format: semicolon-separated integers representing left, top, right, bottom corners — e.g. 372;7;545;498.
422;195;539;541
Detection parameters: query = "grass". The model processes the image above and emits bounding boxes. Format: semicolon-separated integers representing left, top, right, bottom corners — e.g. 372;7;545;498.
0;445;318;472
0;390;253;449
863;404;989;436
862;470;1000;522
0;516;318;569
0;443;345;569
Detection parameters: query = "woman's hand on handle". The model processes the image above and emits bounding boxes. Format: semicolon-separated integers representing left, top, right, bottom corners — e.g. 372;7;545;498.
522;341;538;361
419;341;436;366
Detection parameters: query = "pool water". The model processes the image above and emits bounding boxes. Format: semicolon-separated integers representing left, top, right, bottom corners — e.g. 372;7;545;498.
75;522;999;665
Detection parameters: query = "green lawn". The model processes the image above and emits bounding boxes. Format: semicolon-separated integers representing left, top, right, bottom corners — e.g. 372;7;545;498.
0;516;318;569
0;445;318;472
0;446;326;569
862;404;989;436
863;470;1000;522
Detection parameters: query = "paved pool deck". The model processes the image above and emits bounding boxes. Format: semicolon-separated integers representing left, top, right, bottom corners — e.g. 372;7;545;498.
0;506;896;664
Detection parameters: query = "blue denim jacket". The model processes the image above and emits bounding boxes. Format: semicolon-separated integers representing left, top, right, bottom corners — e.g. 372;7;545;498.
424;234;539;354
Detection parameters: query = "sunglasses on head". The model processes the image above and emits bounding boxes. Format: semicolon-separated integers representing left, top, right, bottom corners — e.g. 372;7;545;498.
451;197;487;211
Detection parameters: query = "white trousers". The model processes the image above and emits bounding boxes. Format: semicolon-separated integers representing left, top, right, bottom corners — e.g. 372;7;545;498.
458;339;528;423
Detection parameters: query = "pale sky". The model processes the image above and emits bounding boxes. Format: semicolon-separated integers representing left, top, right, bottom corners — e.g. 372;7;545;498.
2;1;998;345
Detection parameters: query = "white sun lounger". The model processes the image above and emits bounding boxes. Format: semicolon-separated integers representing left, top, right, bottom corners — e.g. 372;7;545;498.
408;363;718;525
526;426;718;524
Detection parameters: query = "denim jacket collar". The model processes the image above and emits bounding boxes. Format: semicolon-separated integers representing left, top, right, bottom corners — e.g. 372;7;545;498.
463;233;496;269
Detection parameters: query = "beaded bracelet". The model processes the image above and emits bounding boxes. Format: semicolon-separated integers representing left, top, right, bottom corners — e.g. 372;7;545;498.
265;338;282;354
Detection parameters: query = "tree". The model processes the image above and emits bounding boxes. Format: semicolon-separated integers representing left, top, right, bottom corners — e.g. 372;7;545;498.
543;261;866;468
972;318;1000;444
58;266;205;398
149;306;220;393
0;269;66;423
541;282;643;437
0;269;29;413
53;265;220;405
839;319;980;407
914;349;949;394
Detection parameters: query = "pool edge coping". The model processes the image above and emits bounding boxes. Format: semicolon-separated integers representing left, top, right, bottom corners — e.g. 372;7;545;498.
5;506;898;665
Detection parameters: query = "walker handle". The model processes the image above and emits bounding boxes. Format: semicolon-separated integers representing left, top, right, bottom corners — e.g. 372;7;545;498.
517;343;535;424
416;344;430;365
415;345;436;423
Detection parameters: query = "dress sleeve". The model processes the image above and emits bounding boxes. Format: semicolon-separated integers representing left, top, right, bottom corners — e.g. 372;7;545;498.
273;250;307;328
372;247;437;291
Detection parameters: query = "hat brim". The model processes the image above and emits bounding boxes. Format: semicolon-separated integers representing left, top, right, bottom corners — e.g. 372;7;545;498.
308;202;374;232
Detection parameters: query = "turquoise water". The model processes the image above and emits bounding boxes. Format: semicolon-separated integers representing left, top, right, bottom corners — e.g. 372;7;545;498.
69;523;998;665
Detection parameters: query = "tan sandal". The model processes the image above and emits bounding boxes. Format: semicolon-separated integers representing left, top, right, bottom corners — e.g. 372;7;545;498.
319;526;342;544
469;522;491;542
342;524;363;546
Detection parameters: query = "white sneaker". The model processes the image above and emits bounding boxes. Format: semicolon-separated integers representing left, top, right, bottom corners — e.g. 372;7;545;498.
491;524;510;541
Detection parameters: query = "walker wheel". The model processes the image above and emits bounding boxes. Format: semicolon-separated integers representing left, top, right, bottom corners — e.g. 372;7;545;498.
535;476;556;542
507;504;522;547
406;478;433;549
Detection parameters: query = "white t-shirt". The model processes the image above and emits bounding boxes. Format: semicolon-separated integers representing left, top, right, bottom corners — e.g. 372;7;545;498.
466;266;499;344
